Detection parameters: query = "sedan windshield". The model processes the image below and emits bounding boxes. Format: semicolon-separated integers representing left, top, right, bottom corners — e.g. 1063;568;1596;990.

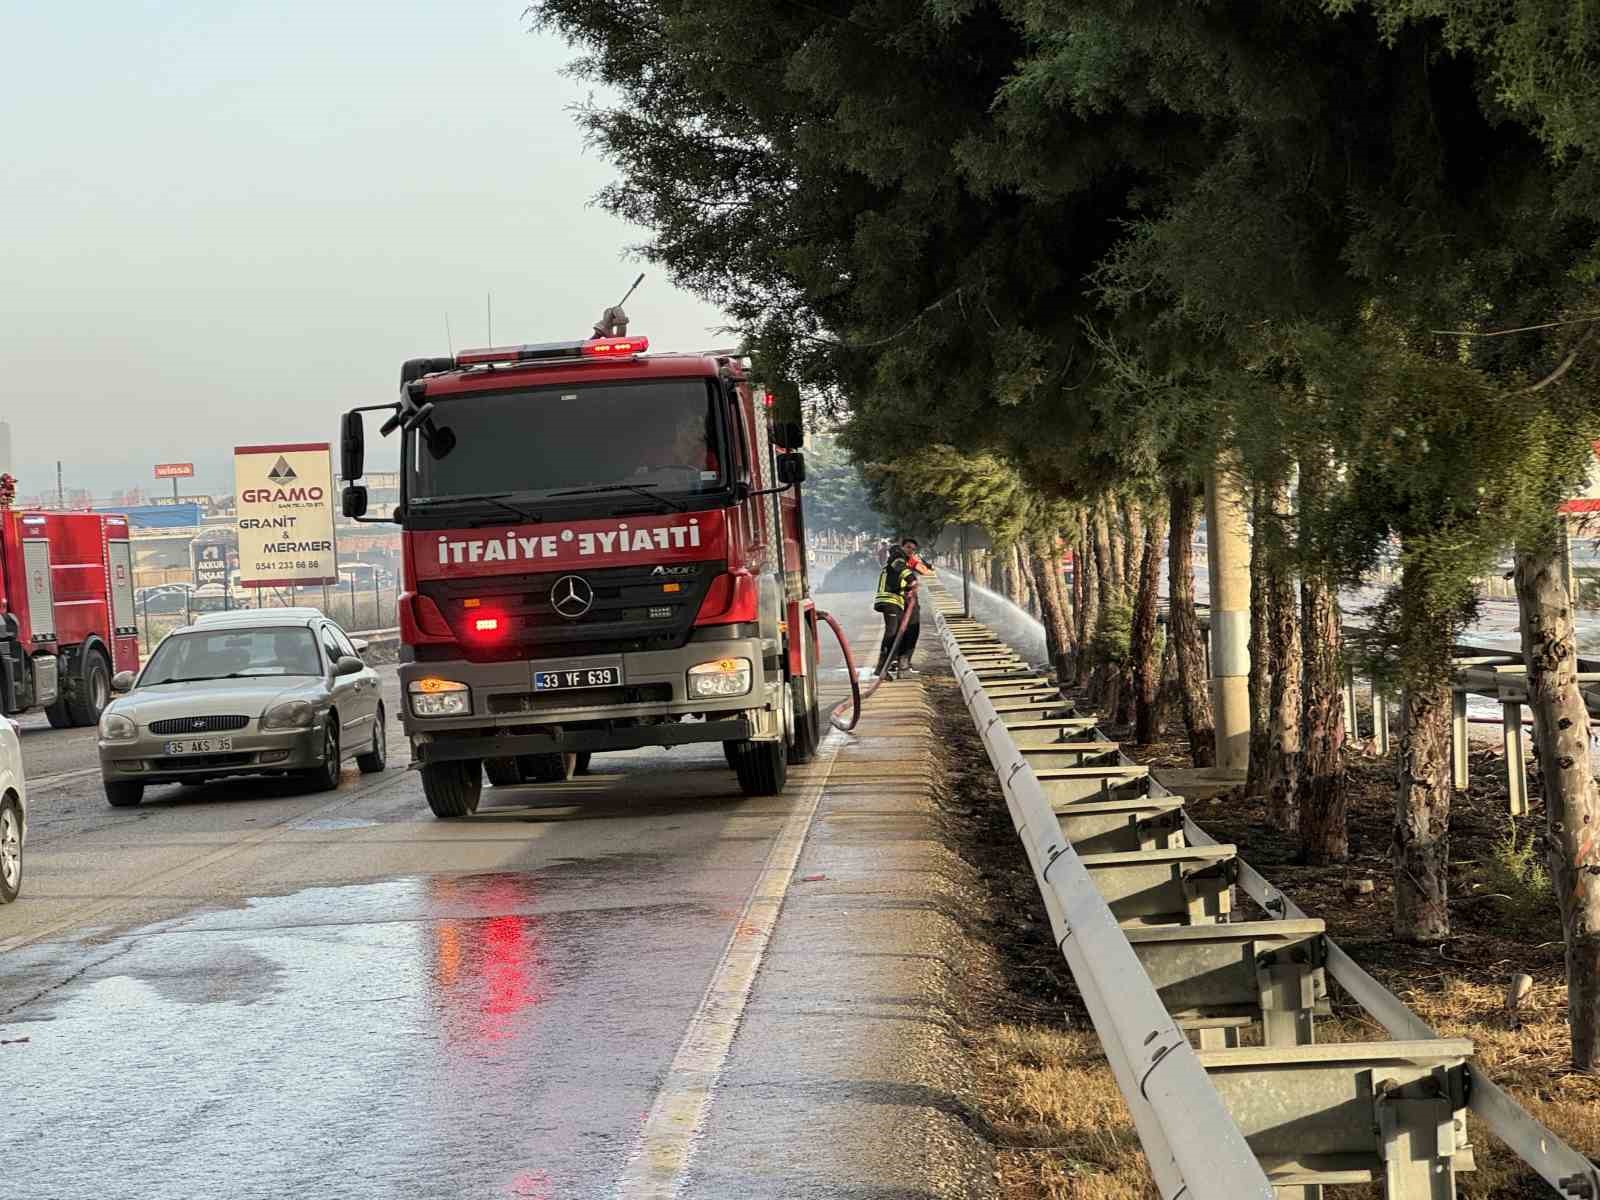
142;628;323;685
408;378;725;504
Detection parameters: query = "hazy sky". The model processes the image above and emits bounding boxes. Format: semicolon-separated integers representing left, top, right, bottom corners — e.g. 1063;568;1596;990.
1;0;726;497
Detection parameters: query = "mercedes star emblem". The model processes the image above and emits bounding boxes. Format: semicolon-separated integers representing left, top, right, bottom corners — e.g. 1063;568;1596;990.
550;574;594;619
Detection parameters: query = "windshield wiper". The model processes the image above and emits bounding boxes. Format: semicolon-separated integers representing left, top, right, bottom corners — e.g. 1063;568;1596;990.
546;483;687;512
408;492;543;522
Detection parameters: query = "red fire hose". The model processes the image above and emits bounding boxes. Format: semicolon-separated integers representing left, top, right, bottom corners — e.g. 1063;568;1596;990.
817;590;918;733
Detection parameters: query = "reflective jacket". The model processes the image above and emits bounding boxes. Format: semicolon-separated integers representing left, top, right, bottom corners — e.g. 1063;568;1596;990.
874;559;912;613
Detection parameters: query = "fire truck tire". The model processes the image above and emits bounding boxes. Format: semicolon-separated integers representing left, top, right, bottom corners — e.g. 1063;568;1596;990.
67;648;112;728
786;675;821;765
722;740;739;769
519;753;574;783
484;756;525;786
422;759;482;818
731;737;787;797
573;752;593;775
45;692;72;729
104;781;144;808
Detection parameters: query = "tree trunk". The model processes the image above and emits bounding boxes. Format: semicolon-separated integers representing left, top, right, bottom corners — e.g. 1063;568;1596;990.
1246;486;1272;797
1132;503;1169;745
1032;537;1074;684
1075;513;1097;688
1515;522;1600;1071
1168;480;1215;767
1103;498;1125;599
1393;677;1453;941
1121;497;1144;594
1154;633;1177;738
1016;541;1040;619
1297;456;1348;864
1264;481;1302;831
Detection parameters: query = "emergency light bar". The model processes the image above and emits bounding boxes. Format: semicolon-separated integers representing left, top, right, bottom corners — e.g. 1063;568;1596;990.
454;335;649;367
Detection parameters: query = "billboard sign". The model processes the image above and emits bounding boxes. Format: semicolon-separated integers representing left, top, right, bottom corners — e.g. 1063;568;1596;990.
192;533;237;588
234;443;337;587
154;462;195;479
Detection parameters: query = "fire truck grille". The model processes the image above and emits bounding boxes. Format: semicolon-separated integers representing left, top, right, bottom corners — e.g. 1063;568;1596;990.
420;563;723;658
149;715;252;735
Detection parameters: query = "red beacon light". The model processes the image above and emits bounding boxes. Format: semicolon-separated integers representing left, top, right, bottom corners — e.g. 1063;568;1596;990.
454;335;649;368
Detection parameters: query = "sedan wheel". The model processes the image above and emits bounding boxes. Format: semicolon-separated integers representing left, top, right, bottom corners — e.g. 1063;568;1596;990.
0;798;22;903
305;722;341;792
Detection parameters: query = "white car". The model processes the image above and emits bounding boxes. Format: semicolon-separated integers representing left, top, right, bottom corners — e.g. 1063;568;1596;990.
0;717;25;903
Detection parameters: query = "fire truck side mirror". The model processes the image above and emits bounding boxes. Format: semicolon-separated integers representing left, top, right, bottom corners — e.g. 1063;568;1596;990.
776;452;806;486
341;410;366;480
772;420;805;450
342;484;369;519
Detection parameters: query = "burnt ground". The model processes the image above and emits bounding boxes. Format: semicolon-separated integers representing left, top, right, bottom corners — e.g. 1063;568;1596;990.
1101;700;1600;1198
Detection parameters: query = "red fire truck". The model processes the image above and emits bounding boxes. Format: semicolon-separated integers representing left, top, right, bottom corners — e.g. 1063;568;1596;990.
340;330;822;818
0;477;140;726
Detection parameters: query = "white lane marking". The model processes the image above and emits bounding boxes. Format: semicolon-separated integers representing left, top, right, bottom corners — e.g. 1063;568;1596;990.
614;730;845;1199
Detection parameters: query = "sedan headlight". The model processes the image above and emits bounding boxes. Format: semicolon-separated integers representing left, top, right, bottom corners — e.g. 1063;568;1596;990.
408;677;470;717
99;712;137;741
687;657;752;699
261;699;317;731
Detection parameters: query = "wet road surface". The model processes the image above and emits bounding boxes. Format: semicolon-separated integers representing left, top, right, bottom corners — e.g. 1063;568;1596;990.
4;594;883;1199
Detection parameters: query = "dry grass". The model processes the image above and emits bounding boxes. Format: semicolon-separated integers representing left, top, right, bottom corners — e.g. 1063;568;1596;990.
977;1023;1157;1200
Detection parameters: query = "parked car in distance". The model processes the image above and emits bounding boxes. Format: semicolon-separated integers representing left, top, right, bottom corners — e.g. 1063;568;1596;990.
97;608;386;807
0;716;26;903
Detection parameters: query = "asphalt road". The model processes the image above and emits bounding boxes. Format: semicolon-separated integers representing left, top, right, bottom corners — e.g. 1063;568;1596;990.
4;593;884;1200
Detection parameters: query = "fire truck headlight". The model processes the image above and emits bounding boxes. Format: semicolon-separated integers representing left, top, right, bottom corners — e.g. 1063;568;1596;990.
408;677;471;717
99;712;137;741
687;657;752;699
261;700;316;731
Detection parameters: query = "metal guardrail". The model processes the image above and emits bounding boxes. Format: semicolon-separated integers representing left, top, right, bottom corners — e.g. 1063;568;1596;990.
959;591;1597;1198
933;598;1276;1199
1179;814;1600;1199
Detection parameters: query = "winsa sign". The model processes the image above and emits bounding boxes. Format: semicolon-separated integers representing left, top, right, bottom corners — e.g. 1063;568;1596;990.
234;442;337;588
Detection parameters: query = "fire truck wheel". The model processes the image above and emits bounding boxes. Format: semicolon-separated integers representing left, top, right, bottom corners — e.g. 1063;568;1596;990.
357;708;387;775
67;647;112;728
731;736;787;797
104;781;144;808
786;675;821;765
573;752;593;775
722;740;740;769
484;756;525;786
45;694;72;729
422;759;482;818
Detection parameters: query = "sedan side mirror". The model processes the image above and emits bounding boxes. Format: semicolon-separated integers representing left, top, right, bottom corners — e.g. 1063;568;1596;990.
334;655;365;677
111;671;136;694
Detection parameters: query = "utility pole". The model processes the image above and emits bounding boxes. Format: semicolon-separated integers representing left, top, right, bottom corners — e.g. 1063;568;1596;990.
1204;461;1252;771
960;524;971;617
56;460;64;508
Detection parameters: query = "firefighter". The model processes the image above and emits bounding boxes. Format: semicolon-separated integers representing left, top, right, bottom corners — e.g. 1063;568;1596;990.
892;537;935;676
873;547;915;679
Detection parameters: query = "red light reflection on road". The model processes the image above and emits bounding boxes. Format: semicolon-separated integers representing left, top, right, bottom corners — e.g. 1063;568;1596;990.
425;877;547;1043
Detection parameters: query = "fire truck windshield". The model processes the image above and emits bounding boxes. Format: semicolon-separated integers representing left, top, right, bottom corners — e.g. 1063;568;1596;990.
408;378;725;507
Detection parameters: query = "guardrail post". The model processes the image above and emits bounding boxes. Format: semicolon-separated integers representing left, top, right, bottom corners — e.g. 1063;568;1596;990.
1502;702;1528;817
1342;664;1358;738
1204;461;1252;770
1374;686;1391;755
1450;690;1470;791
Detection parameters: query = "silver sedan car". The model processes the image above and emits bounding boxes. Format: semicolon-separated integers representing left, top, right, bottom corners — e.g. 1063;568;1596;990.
97;609;386;807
